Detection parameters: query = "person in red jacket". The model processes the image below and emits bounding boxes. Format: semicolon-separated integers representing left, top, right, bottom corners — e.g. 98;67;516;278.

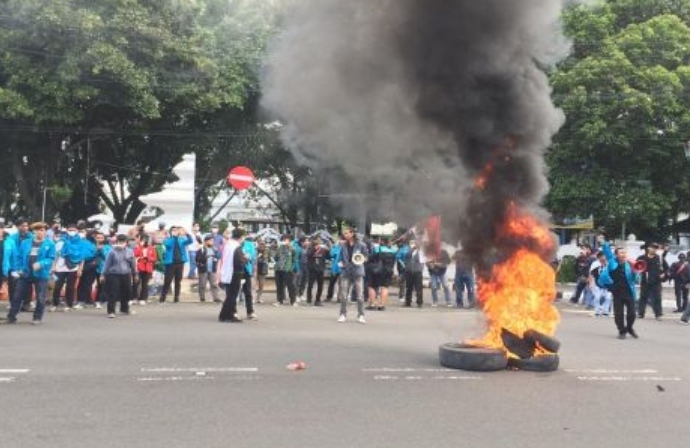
133;235;157;305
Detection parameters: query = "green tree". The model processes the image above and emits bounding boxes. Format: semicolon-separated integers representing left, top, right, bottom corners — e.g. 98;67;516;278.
0;0;277;222
548;1;690;240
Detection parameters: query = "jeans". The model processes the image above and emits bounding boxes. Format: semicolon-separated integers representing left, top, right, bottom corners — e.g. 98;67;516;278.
404;271;423;306
430;273;451;304
307;269;325;304
187;251;198;278
275;271;296;304
105;274;132;314
240;274;254;316
297;269;309;297
339;275;364;317
198;271;220;302
638;283;662;318
53;271;77;308
673;281;688;311
10;277;48;322
160;263;184;302
454;275;475;307
592;286;612;316
326;273;340;301
570;278;588;303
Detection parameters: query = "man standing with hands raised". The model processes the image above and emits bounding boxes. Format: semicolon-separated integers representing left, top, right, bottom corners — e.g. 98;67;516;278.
159;226;193;304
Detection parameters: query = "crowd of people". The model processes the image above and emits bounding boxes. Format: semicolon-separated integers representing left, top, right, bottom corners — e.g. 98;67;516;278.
566;234;690;338
0;219;478;325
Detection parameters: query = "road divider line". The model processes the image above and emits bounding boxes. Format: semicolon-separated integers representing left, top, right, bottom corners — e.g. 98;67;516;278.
566;369;658;374
0;377;16;382
373;375;483;381
363;368;455;373
0;369;30;374
141;367;258;373
577;376;682;382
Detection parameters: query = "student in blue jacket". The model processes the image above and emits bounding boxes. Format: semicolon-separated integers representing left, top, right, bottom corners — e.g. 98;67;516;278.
159;226;193;303
0;223;17;300
597;235;639;340
8;222;55;324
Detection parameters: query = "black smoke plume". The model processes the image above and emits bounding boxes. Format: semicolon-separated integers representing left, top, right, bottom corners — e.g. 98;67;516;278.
262;0;568;274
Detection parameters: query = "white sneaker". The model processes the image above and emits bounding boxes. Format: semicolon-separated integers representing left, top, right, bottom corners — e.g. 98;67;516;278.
107;313;116;319
63;307;71;312
129;300;135;307
125;310;137;315
358;315;367;324
248;313;258;320
337;315;346;323
292;302;299;307
273;302;282;307
138;300;147;306
431;303;438;308
95;303;103;309
48;306;57;313
73;303;84;310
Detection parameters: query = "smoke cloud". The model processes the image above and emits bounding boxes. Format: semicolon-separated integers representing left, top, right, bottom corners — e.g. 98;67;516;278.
262;1;569;273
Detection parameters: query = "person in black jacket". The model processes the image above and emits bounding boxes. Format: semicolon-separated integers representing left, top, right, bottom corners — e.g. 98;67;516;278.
404;240;425;308
637;243;668;320
196;235;221;303
306;236;330;306
669;252;689;313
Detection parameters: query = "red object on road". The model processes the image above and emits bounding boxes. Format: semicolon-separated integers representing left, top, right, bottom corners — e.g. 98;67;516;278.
286;361;306;371
227;166;255;190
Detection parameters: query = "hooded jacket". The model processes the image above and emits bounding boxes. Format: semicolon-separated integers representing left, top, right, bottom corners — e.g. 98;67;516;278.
14;238;56;280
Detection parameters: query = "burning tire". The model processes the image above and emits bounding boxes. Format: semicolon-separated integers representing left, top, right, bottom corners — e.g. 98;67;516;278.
523;330;560;353
507;354;559;372
439;343;508;372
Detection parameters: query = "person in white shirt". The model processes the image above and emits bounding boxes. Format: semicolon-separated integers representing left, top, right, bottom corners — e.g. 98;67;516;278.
217;228;246;323
589;251;612;317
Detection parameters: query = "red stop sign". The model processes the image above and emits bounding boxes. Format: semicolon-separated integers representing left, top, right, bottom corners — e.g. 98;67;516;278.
227;166;255;190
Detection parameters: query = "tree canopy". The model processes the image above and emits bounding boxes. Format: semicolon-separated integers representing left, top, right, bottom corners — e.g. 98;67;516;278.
548;0;690;239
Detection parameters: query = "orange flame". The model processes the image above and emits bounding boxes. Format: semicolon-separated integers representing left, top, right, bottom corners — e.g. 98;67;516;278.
469;207;560;357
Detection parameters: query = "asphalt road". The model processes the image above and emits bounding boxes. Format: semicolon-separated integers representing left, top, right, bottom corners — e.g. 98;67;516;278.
1;294;688;448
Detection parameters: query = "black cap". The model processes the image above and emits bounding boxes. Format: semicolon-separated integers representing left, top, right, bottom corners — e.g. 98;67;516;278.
203;234;214;242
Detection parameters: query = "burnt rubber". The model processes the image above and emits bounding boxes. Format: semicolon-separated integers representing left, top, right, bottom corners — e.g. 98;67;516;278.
523;330;561;353
507;354;560;372
439;343;508;372
501;329;536;359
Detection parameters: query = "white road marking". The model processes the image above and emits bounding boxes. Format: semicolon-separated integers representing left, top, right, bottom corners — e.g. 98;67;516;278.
141;367;258;373
577;376;682;382
363;368;455;373
137;376;216;382
0;377;16;383
565;369;658;374
0;369;30;374
374;375;483;381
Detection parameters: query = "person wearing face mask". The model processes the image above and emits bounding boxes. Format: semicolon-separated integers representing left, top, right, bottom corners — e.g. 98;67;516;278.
133;235;157;305
196;234;221;303
404;240;425;308
74;231;100;309
102;234;138;318
159;226;193;303
8;222;55;324
9;219;34;312
51;224;84;312
0;222;17;304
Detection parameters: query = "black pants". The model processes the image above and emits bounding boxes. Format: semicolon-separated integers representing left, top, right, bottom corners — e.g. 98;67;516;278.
613;293;636;335
160;263;184;302
275;271;296;304
405;271;423;306
297;269;309;297
398;269;406;298
570;278;588;303
7;275;22;308
241;274;254;315
638;283;662;318
136;272;152;302
106;274;131;314
219;274;242;321
673;281;688;311
307;270;325;304
326;273;340;300
53;271;77;308
77;265;98;304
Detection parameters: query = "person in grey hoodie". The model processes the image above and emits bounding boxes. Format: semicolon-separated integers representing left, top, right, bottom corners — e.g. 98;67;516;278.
102;234;137;318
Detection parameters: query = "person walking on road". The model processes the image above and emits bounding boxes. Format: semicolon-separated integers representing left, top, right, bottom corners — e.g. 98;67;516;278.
337;228;369;324
597;235;639;339
217;228;246;323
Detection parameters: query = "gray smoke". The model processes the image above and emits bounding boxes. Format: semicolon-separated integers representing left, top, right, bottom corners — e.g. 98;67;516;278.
262;0;568;274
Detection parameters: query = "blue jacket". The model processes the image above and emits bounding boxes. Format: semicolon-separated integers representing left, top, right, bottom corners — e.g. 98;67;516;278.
292;240;302;273
162;235;193;265
330;244;342;275
339;241;369;278
243;240;257;276
600;242;637;300
396;245;410;272
96;244;112;275
1;238;17;277
15;238;56;280
60;234;96;265
9;231;33;251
